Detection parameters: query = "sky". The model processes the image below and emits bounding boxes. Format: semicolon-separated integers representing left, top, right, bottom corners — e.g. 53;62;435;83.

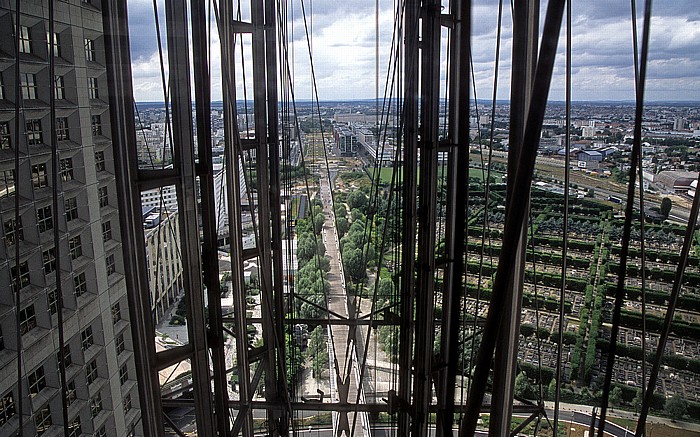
126;0;700;103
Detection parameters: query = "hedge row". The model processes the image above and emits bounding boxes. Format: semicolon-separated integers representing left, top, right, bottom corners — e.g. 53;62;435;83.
604;283;700;313
619;310;700;341
531;235;596;251
610;245;700;267
608;262;700;286
598;339;700;374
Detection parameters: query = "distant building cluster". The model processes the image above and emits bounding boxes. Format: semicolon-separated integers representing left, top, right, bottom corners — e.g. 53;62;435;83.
332;115;398;165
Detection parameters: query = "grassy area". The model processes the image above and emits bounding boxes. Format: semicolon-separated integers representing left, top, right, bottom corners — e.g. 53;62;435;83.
375;166;503;185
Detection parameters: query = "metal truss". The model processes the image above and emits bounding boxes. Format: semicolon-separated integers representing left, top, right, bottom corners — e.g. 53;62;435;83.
100;0;643;436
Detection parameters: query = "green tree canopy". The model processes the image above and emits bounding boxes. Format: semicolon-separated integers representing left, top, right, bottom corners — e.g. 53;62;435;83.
664;394;687;420
347;190;368;211
336;217;349;238
610;386;623;407
661;197;672;218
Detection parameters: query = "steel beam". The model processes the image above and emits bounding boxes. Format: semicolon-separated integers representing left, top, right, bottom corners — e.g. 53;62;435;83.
489;0;538;434
411;0;442;434
162;398;543;416
397;0;419;430
460;0;566;434
101;1;163;434
250;0;286;434
190;0;232;433
436;0;470;435
164;0;216;433
217;0;254;433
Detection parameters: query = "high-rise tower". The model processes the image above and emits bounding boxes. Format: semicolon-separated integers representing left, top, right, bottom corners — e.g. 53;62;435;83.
0;1;140;435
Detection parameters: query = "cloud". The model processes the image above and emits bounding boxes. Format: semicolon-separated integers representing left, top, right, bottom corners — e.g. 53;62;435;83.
127;0;700;102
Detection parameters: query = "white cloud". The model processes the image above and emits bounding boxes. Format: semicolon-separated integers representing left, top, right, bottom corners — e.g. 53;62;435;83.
127;0;700;102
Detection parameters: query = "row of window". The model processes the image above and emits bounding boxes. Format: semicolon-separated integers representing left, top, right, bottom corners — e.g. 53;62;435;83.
11;72;100;101
11;249;115;296
0;115;104;151
14;24;97;62
4;202;112;248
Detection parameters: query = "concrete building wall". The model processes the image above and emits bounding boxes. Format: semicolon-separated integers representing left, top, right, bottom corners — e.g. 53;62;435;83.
0;1;140;435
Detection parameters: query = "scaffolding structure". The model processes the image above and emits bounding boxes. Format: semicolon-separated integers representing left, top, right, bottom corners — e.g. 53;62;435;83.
97;0;689;435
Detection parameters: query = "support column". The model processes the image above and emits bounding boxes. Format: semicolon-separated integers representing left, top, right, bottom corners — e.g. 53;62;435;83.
411;0;442;434
488;0;538;434
102;1;163;435
437;0;471;435
397;0;419;433
164;0;216;433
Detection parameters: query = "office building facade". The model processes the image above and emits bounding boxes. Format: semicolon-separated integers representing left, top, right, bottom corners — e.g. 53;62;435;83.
0;1;140;435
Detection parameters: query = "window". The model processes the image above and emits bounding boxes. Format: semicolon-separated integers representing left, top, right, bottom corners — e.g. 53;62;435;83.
57;345;72;367
119;364;128;385
84;38;95;61
0;392;15;426
0;122;10;149
4;216;23;246
106;254;115;275
42;247;56;274
0;74;4;100
0;169;15;198
98;186;108;207
11;261;29;290
60;158;74;182
47;289;58;315
74;272;87;297
81;326;93;351
65;380;77;406
18;25;32;54
34;405;52;435
69;236;82;259
37;205;53;232
20;73;37;100
68;417;81;437
87;77;98;99
32;162;48;187
19;304;36;335
86;359;98;385
55;117;70;141
94;426;107;437
54;75;65;100
91;114;102;136
28;366;46;396
89;393;102;418
65;196;78;221
102;221;112;242
26;119;43;145
123;393;132;415
116;332;125;355
0;326;3;351
111;302;121;323
47;32;60;57
95;151;105;171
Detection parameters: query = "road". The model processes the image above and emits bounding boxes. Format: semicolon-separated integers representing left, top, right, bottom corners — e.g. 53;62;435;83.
319;173;371;437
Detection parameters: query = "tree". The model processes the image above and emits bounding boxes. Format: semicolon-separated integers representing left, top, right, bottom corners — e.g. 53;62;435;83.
514;372;533;400
347;190;368;211
547;379;557;400
610;386;623;407
314;212;325;234
336;217;349;238
632;389;643;412
342;246;366;281
334;203;347;218
664;394;687;421
307;326;328;378
660;197;672;218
